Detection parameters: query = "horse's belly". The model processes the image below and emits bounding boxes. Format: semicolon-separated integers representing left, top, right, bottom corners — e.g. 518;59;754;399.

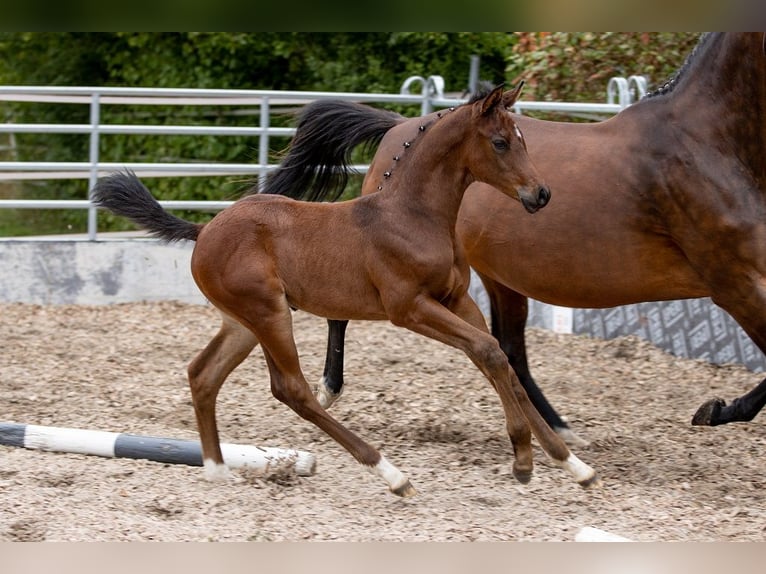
282;269;389;321
458;190;709;308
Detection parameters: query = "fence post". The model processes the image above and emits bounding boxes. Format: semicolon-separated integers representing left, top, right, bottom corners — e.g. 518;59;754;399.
628;75;648;102
258;96;270;192
468;55;480;96
423;76;445;115
87;92;101;240
400;75;445;116
607;76;630;108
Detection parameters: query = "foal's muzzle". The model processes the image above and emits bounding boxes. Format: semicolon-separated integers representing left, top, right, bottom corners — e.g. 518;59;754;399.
520;185;551;214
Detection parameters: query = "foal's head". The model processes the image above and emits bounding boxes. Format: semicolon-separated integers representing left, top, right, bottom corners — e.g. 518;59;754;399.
465;83;550;213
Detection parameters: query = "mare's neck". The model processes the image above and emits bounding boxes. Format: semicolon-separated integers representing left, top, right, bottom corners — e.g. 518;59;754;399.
655;33;766;177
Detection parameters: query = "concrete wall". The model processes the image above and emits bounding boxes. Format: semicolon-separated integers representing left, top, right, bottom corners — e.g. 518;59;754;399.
1;238;763;372
0;238;204;306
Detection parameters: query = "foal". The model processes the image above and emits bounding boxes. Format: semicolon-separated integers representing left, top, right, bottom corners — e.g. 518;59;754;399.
92;85;598;496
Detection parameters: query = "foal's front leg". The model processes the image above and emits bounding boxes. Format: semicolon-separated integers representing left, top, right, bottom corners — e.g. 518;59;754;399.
388;293;534;482
391;293;599;487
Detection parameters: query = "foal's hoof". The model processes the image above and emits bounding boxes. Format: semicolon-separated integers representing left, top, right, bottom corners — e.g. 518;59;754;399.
691;397;725;426
578;473;602;489
391;480;417;498
202;460;243;484
512;466;533;485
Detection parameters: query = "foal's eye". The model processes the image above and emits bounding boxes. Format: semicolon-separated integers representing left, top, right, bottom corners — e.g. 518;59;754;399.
492;138;509;151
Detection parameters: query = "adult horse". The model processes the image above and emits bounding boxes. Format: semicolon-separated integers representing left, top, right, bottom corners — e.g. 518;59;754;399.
92;85;599;497
275;33;766;446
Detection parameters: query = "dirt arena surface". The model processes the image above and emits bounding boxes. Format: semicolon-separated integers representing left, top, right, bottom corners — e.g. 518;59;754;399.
1;301;765;542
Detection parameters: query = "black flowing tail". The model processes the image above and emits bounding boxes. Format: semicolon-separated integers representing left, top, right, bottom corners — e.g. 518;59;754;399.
91;170;202;243
262;100;405;202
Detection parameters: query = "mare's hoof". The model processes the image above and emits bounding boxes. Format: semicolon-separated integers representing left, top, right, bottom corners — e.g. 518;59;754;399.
578;473;602;489
314;381;342;409
691;397;724;426
392;480;417;498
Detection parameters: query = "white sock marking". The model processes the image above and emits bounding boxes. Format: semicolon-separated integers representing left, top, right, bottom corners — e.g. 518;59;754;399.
315;377;342;409
368;456;409;492
559;453;597;483
203;458;233;481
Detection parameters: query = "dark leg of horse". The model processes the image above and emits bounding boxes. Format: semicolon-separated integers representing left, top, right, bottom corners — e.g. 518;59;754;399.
315;319;348;408
186;315;259;480
692;288;766;426
693;380;766;426
480;274;589;447
389;293;599;487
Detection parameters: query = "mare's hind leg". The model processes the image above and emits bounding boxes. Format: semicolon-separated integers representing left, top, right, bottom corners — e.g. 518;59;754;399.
480;273;589;447
187;314;258;480
243;300;415;497
693;282;766;425
390;293;599;488
315;319;349;408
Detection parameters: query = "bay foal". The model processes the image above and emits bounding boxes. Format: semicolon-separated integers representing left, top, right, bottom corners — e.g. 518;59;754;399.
92;85;598;496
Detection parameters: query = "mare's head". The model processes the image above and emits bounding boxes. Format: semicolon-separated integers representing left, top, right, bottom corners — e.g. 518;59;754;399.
465;83;550;213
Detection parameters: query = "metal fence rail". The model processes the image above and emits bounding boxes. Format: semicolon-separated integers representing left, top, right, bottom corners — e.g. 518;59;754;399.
0;76;641;240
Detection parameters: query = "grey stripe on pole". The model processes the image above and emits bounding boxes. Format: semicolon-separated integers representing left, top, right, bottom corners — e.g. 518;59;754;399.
0;422;316;476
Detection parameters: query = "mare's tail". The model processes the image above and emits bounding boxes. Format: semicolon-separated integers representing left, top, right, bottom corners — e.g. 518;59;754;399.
262;100;405;202
91;170;202;242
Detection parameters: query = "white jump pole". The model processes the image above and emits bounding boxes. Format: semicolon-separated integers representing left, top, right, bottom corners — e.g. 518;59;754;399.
0;422;316;476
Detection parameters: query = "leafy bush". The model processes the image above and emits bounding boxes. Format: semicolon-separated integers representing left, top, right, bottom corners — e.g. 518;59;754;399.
506;32;701;103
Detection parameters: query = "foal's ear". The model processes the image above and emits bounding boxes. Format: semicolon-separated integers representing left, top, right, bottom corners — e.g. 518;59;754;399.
502;81;525;108
478;84;505;116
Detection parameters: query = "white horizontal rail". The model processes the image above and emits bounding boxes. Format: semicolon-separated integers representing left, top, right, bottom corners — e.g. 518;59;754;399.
0;162;370;178
0;199;235;210
0;85;443;106
0;80;634;239
513;101;623;115
0;124;296;137
0;161;269;173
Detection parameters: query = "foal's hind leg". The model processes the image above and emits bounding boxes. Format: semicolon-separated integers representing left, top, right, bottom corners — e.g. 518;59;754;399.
187;314;258;480
243;301;415;496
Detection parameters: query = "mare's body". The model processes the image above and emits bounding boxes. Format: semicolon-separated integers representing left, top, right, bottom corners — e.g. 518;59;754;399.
297;33;766;444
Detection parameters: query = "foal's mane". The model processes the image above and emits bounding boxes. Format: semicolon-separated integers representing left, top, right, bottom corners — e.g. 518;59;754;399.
467;81;496;103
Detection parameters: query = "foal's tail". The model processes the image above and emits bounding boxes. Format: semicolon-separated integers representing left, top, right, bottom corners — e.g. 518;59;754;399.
91;170;202;242
262;100;405;202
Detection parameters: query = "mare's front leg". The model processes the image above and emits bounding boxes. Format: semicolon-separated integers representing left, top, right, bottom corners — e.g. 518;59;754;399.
187;314;259;480
480;273;589;447
315;319;349;408
390;292;599;488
